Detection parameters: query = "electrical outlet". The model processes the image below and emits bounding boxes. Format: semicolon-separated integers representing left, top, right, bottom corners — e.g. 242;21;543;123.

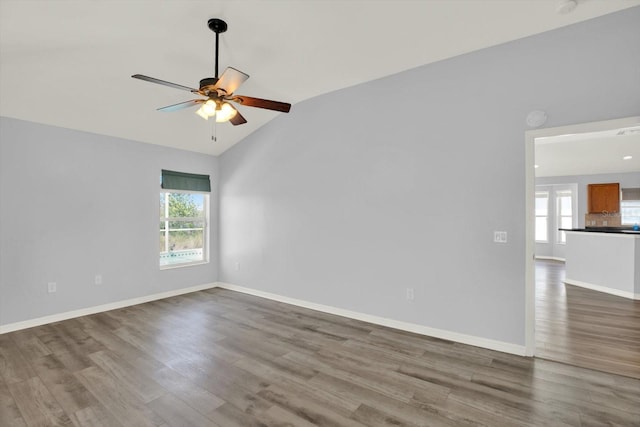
235;261;240;271
494;231;508;243
95;274;102;285
48;282;57;293
406;288;414;301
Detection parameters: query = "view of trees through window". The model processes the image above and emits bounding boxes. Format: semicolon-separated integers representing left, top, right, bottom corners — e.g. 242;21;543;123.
160;192;207;267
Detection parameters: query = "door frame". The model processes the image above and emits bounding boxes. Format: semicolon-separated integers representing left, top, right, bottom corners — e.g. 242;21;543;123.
524;116;640;357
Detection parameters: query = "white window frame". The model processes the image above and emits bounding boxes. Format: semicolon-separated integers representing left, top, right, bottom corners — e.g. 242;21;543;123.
621;188;640;225
535;191;549;243
621;200;640;225
160;190;209;269
555;189;573;244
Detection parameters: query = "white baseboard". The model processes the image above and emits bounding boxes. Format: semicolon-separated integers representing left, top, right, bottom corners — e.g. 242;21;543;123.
535;256;565;262
215;282;526;356
564;278;639;300
1;281;529;357
0;282;218;334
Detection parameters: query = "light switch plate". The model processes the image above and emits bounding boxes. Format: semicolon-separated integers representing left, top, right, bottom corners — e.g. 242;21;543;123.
406;288;414;300
494;231;508;243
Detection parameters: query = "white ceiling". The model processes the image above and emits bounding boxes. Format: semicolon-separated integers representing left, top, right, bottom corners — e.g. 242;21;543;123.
1;0;639;156
535;127;640;177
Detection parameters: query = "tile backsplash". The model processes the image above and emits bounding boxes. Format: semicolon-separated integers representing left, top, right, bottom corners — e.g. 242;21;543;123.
585;213;621;227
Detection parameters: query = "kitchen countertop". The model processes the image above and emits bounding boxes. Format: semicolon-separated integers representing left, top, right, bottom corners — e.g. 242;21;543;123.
560;228;640;235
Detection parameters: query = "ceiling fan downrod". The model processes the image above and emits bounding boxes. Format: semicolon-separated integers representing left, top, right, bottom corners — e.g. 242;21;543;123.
207;18;227;80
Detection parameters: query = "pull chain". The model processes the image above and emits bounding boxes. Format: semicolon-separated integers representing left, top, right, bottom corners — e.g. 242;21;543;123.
211;118;217;142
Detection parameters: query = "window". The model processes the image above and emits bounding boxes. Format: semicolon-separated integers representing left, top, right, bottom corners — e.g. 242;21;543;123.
556;190;573;244
535;191;549;242
159;169;211;268
160;192;209;268
621;188;640;225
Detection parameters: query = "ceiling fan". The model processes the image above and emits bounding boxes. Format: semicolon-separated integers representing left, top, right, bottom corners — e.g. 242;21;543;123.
132;18;291;126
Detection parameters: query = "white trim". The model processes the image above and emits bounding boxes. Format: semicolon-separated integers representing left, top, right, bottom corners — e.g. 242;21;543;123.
525;122;536;357
0;282;217;334
160;260;210;270
1;281;527;355
159;190;210;270
564;278;639;300
535;256;566;262
215;282;526;356
525;116;640;357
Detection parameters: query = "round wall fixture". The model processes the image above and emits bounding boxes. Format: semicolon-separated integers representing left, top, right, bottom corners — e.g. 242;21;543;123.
557;0;578;15
526;110;548;128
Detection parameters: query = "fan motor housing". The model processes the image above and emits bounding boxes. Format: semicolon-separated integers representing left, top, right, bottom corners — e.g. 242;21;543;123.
199;77;219;95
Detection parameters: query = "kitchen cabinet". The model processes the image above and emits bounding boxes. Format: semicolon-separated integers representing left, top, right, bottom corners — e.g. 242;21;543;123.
588;183;620;213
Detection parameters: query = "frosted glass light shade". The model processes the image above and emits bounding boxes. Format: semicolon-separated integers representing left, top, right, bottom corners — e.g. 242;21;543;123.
195;100;218;120
202;100;217;115
215;102;237;123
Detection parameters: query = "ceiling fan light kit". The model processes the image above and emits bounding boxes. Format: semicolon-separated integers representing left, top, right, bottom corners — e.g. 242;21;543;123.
195;101;238;122
132;18;290;131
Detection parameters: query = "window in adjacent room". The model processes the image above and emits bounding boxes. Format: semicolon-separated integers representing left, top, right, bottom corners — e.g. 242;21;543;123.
160;170;210;268
535;191;549;242
621;187;640;225
555;189;573;244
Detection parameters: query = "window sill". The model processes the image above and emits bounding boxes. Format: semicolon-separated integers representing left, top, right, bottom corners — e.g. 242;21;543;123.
160;260;209;270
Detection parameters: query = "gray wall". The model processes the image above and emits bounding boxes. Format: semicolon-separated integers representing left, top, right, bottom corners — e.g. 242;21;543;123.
536;171;640;228
219;8;640;347
0;117;219;326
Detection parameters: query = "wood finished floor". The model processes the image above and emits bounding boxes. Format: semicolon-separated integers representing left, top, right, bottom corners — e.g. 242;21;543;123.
535;259;640;379
2;288;639;426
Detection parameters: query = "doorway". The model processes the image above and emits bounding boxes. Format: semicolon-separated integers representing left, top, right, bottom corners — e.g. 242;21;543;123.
524;116;640;374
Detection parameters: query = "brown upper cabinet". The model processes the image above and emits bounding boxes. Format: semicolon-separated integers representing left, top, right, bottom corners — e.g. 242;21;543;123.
587;183;620;213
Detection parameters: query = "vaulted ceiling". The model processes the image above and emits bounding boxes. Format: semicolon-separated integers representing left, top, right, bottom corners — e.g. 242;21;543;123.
1;0;638;155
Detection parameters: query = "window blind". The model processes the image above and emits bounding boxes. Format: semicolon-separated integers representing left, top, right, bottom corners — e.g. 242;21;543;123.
621;187;640;201
161;169;211;192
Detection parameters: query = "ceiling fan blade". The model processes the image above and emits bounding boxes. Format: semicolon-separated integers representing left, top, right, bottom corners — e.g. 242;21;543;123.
215;67;249;95
229;107;247;126
157;99;204;112
232;95;291;113
132;74;198;92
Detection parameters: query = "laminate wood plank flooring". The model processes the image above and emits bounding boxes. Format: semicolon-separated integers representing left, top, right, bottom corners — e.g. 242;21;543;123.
1;288;639;426
535;259;640;379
